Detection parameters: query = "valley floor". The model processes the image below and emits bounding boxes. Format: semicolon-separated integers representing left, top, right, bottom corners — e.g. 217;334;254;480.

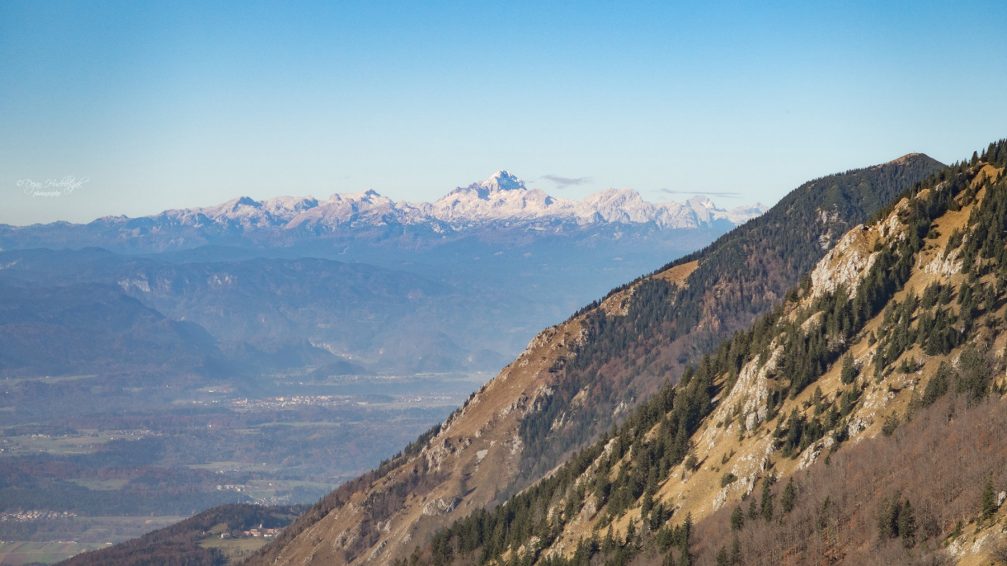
0;371;485;564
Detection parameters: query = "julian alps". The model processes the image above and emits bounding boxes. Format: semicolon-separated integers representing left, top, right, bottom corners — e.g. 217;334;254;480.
0;172;766;377
0;171;764;253
204;171;756;230
82;171;761;241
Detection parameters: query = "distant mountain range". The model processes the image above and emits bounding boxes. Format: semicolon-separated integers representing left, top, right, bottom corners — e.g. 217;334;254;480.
0;171;764;252
0;249;531;375
176;170;761;230
0;172;765;376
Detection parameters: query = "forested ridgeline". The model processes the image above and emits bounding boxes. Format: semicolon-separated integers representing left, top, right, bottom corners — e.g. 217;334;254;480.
404;141;1007;565
517;153;944;484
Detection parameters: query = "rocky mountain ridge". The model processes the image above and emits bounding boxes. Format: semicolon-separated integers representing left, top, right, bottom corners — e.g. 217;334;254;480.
113;171;762;232
402;141;1007;565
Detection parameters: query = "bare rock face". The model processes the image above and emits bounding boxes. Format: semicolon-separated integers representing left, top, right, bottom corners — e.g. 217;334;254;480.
810;225;877;297
797;436;835;470
732;347;781;432
420;497;458;517
923;248;963;276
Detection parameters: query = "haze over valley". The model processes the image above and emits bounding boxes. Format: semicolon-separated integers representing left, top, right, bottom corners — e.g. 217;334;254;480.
0;171;761;563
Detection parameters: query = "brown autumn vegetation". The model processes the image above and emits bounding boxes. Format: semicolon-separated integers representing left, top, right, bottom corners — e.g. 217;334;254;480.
691;393;1007;565
393;142;1007;566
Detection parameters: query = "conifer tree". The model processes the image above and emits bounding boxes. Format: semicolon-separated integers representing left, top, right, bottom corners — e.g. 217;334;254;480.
730;536;742;565
730;505;744;531
760;477;775;521
898;499;917;547
781;478;797;513
840;353;858;384
982;479;998;519
715;546;730;566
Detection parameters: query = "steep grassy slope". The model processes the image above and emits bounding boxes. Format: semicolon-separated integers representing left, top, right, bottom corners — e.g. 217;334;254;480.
247;154;942;565
415;141;1007;565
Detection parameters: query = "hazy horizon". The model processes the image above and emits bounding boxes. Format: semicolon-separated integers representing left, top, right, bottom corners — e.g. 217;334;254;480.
3;1;1005;225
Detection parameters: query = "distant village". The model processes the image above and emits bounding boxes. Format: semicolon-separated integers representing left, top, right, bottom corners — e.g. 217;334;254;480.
217;524;282;539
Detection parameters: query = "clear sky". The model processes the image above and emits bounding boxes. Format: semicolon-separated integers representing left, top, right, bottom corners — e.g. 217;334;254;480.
2;0;1006;225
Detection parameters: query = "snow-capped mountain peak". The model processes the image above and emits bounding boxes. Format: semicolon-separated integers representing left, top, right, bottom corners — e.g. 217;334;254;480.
480;170;525;191
209;196;262;215
685;196;716;209
88;171;766;235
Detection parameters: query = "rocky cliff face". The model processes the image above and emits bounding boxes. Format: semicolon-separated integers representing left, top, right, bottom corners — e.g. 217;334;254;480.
247;154;944;565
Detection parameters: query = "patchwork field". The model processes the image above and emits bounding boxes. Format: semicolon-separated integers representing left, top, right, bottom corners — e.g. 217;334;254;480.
0;371;483;564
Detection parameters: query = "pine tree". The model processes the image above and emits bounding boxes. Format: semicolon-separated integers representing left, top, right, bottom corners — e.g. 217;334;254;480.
781;478;797;513
730;505;744;531
922;362;952;406
760;476;775;521
730;536;742;565
878;494;902;540
840;353;858;384
626;520;637;549
603;525;615;553
680;513;693;565
641;488;655;523
982;479;998;519
898;499;917;547
715;545;730;566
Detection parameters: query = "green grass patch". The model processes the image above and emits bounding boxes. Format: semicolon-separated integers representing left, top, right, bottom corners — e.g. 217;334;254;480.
0;541;110;565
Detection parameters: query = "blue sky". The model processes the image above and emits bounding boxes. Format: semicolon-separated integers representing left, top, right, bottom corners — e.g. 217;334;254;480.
2;1;1006;225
